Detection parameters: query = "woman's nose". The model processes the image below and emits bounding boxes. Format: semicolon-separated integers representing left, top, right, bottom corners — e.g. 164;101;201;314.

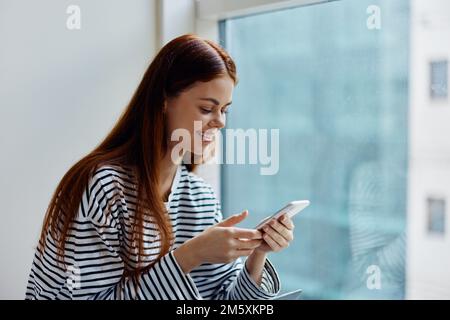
209;113;225;129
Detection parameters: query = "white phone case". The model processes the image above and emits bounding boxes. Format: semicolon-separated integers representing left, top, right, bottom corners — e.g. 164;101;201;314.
254;200;310;230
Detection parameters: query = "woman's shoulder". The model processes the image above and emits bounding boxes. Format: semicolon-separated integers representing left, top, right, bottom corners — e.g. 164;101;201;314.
78;163;136;225
89;163;137;191
86;164;135;206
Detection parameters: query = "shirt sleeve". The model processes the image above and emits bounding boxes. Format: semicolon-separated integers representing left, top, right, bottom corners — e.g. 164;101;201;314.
89;250;202;300
207;199;281;300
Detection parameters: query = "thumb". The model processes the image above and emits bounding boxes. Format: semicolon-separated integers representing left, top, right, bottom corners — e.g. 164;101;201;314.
217;210;248;227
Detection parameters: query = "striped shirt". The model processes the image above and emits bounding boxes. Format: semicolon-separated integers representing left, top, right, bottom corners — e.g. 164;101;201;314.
25;164;280;300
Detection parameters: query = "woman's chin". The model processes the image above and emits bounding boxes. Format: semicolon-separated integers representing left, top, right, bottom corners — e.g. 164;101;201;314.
185;145;213;163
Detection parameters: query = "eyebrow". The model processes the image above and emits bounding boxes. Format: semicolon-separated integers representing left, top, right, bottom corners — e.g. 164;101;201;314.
199;97;232;107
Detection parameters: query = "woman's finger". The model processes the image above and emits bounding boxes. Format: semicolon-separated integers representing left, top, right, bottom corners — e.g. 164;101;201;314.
262;233;282;252
279;214;295;231
263;225;288;248
267;220;293;242
232;227;263;240
236;239;262;250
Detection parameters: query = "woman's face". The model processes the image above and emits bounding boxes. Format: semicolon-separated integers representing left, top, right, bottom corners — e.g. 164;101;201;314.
165;75;234;159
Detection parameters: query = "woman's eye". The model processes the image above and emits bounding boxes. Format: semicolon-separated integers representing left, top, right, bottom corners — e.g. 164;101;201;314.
200;107;229;115
200;107;212;114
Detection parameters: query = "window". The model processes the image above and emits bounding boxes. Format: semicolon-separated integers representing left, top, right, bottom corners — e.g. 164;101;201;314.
430;60;448;99
220;0;409;299
427;198;446;235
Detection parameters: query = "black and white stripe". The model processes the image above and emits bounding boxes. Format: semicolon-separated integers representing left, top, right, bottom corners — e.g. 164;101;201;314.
25;164;280;300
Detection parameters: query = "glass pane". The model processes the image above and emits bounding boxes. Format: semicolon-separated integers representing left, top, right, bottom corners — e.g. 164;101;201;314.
220;0;409;299
430;60;448;99
427;198;446;235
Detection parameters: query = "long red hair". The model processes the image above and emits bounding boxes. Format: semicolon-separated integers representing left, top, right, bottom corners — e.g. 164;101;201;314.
39;34;237;275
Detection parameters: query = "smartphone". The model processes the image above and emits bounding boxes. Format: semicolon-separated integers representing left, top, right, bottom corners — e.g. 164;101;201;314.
254;200;310;230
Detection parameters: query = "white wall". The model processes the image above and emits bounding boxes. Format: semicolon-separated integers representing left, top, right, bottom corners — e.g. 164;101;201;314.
0;0;157;299
407;0;450;299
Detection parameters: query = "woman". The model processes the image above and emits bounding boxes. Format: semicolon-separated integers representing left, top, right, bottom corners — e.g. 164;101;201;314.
25;34;295;300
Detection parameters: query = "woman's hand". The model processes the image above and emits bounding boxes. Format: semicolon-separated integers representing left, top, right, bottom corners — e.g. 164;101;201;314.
255;214;295;253
246;214;295;286
174;210;262;273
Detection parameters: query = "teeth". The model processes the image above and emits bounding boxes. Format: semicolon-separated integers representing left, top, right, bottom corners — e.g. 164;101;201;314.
202;134;213;141
198;131;214;141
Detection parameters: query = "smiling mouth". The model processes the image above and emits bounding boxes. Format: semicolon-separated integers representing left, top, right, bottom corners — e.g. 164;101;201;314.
197;131;216;142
